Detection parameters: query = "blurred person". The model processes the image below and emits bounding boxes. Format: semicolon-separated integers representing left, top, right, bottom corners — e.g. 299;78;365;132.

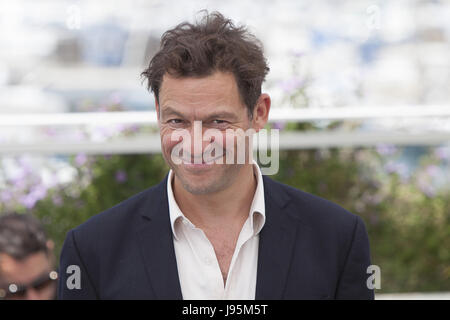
0;213;57;300
59;11;373;300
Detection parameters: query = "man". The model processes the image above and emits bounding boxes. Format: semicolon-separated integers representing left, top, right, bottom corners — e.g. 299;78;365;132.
0;213;57;300
58;12;374;300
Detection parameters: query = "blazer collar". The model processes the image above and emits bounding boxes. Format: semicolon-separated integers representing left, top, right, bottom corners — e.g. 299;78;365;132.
255;175;300;299
136;174;183;299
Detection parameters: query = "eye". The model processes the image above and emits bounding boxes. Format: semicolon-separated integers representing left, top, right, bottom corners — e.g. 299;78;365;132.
168;119;184;125
211;119;229;126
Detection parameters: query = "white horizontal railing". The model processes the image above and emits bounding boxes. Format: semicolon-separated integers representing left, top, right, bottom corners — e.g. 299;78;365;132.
0;105;449;127
0;131;449;155
0;106;449;154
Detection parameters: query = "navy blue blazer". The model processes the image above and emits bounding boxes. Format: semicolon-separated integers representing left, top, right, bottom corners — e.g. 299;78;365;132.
58;174;374;300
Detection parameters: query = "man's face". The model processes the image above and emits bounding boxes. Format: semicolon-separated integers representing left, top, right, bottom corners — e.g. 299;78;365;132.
0;252;56;300
157;71;254;194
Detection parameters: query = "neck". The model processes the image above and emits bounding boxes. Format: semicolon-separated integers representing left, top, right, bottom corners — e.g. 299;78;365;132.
172;164;257;230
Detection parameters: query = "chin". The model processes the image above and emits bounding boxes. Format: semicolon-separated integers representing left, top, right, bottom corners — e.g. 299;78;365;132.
181;179;220;194
177;170;225;194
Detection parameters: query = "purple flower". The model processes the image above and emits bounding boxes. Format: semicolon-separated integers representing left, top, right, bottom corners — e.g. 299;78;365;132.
17;157;33;175
69;130;86;142
43;127;58;137
33;184;47;198
128;124;140;133
91;126;115;141
376;144;397;156
18;185;47;209
9;172;27;190
115;124;128;133
435;146;450;161
425;165;439;177
19;194;38;209
109;92;122;105
115;170;127;183
384;161;408;176
417;176;436;198
272;121;286;130
75;153;88;166
0;190;13;202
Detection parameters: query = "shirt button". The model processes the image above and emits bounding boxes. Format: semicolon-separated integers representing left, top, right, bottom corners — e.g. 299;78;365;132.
204;257;213;265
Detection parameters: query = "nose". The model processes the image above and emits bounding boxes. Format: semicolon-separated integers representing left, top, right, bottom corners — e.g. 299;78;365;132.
183;122;216;160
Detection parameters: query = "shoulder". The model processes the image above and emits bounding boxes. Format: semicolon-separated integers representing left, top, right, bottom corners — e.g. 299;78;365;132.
70;178;166;241
263;176;364;233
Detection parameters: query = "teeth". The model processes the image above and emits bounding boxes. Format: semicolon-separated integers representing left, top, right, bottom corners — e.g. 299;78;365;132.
174;153;224;164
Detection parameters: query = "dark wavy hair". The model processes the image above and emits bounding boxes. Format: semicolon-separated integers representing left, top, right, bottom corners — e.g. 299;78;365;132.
141;11;270;117
0;213;48;261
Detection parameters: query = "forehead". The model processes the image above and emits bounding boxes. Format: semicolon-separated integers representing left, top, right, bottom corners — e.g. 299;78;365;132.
0;252;50;284
158;71;245;113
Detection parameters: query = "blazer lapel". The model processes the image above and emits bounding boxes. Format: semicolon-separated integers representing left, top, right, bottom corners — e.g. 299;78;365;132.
136;175;183;300
255;176;300;299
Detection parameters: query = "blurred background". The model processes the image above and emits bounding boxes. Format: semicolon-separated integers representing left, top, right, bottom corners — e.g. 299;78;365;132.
0;0;449;299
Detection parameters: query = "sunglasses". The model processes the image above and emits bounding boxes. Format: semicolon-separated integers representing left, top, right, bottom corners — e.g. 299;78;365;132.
0;270;58;300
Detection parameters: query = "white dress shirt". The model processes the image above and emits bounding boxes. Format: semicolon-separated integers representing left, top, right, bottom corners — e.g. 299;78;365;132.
167;161;266;300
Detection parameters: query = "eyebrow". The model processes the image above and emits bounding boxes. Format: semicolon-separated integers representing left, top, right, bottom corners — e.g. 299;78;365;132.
160;106;185;120
160;106;239;121
204;111;238;121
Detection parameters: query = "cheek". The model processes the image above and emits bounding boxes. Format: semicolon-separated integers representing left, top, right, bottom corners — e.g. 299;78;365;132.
223;132;241;152
161;131;181;153
212;132;226;150
38;282;56;300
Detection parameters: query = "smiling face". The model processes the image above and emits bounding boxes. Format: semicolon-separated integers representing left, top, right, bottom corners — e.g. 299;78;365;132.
157;71;255;195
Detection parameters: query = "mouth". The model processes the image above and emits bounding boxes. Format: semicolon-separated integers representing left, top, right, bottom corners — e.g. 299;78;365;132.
176;153;225;170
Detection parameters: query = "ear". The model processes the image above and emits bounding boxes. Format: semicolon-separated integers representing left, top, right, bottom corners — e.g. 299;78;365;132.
251;93;271;132
46;240;54;251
